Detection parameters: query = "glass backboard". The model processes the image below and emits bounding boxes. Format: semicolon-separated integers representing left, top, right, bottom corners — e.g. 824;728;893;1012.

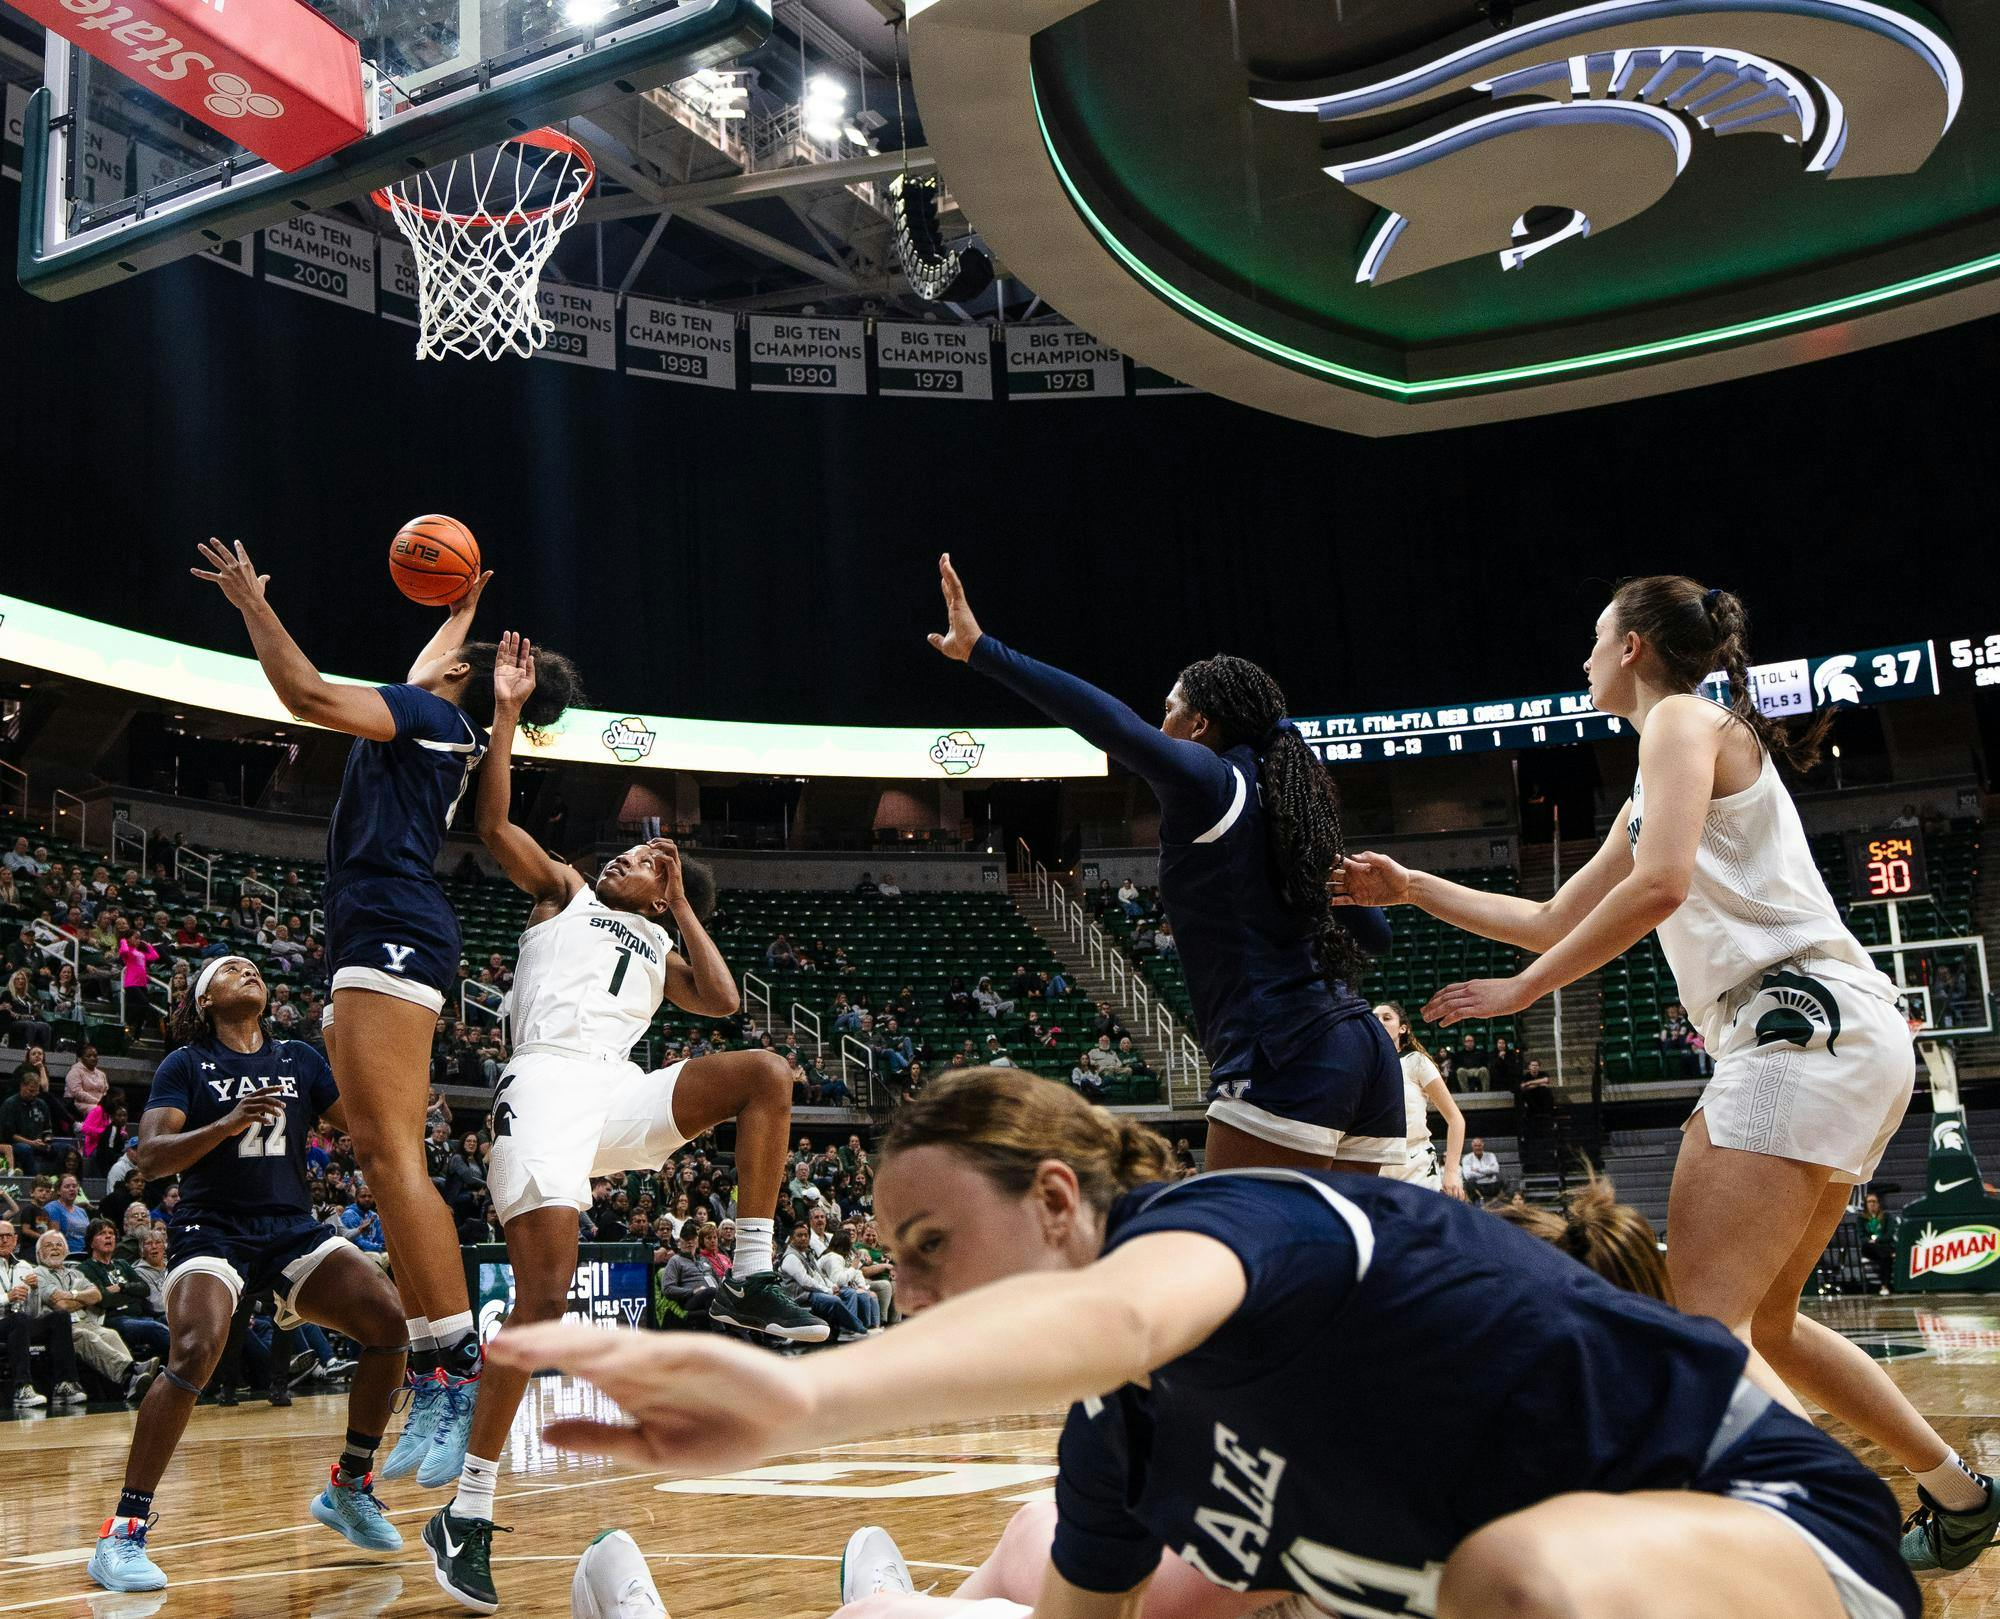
17;0;769;298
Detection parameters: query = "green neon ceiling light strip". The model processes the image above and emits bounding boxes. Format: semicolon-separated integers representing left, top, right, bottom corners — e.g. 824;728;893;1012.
1029;65;2000;397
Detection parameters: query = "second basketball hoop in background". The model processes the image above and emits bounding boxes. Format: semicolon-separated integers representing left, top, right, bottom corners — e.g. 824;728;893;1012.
373;128;596;362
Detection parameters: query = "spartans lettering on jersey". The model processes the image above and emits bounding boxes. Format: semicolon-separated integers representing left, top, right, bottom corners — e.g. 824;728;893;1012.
589;914;662;962
1177;1423;1287;1591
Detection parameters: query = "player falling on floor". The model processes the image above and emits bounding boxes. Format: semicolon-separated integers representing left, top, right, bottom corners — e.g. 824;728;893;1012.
1372;1001;1466;1196
192;539;584;1494
927;555;1399;1172
421;632;825;1614
88;957;411;1595
504;1067;1920;1619
1336;574;2000;1574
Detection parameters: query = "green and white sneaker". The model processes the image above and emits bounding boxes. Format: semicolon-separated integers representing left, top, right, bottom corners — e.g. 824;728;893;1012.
423;1503;509;1614
710;1271;829;1343
572;1529;667;1617
1901;1473;2000;1571
840;1525;913;1604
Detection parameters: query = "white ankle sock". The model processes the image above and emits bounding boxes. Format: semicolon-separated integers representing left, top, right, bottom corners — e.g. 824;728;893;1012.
734;1219;774;1277
430;1310;474;1349
453;1453;499;1523
405;1315;435;1351
1910;1449;1988;1512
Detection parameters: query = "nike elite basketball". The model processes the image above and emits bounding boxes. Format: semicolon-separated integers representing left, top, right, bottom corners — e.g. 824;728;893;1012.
389;515;481;606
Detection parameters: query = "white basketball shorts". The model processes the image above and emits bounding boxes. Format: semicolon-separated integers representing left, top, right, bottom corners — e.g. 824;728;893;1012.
485;1051;689;1226
1379;1139;1442;1190
1692;957;1915;1184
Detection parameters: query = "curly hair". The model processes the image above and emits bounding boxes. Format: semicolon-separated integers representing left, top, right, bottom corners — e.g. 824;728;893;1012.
454;641;588;743
1175;653;1364;993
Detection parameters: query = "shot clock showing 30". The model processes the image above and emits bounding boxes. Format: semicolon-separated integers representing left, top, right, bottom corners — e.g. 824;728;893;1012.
1845;828;1931;905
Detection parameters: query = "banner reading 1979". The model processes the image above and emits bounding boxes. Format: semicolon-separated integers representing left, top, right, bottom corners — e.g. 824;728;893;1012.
875;320;993;400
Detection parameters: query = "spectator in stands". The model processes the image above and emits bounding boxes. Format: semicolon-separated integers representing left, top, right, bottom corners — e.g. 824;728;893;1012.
150;1183;180;1225
1068;1060;1107;1102
33;1228;157;1400
2;970;53;1051
877;1016;914;1076
973;976;1014;1019
100;1169;146;1235
657;1221;717;1321
112;1202;152;1260
1516;1060;1556;1132
1889;804;1921;830
115;933;159;1041
1860;1193;1898;1296
1023;1010;1059;1048
1;1217;81;1408
280;870;310;910
1489;1036;1523;1093
1453;1033;1491;1093
777;1222;869;1341
172;915;207;952
1154;918;1178;955
942;977;975;1021
817;1229;881;1329
1115;1037;1151;1080
0;1067;55;1175
697;1222;730;1281
1460;1137;1503;1203
265;924;306;969
3;838;40;877
63;1045;108;1116
983;1035;1014;1069
339;1185;388;1266
765;933;800;972
1660;1001;1701;1077
131;1228;169;1316
1129;918;1158;957
80;1218;169;1361
46;1173;95;1255
854;872;880;896
876;873;902;899
1086;1035;1129;1081
1008;964;1039;1004
1091;1002;1130;1044
1040;968;1070;1001
44;963;85;1025
81;1098;124;1171
444;1133;487;1220
819;1066;851;1107
0;869;16;910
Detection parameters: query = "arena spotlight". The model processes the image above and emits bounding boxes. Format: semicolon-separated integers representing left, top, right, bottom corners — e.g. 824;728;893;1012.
891;170;993;303
804;74;848;144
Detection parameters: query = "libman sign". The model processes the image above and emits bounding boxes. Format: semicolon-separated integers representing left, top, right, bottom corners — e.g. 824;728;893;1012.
1906;1223;2000;1285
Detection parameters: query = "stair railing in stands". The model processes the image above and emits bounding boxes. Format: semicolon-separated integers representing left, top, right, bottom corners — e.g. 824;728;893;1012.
459;978;509;1044
840;1033;878;1108
0;761;26;817
111;815;147;875
741;970;774;1039
29;919;77;975
174;846;215;910
52;788;86;849
240;876;281;912
790;1000;824;1063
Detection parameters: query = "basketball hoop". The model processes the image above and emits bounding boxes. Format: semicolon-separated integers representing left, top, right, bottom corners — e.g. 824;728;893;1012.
372;128;596;362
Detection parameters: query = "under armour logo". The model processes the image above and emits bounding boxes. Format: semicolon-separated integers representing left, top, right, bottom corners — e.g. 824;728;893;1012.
381;944;415;974
203;71;284;120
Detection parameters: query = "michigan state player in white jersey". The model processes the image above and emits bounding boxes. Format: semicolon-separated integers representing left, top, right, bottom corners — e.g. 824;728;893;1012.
1338;574;1998;1575
421;632;822;1613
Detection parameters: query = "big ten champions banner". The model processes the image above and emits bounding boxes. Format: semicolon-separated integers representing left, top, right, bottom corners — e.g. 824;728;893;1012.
875;319;993;400
1895;1107;2000;1293
1004;324;1127;400
624;296;739;389
747;314;867;396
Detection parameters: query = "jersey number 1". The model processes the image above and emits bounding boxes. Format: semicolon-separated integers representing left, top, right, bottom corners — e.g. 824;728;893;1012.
608;947;632;996
239;1114;289;1158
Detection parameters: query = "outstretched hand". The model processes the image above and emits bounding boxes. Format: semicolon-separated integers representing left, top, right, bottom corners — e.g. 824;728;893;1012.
1423;976;1537;1027
191;539;271;614
1331;853;1412;907
491;630;537;714
926;552;984;663
486;1320;817;1475
449;569;495;618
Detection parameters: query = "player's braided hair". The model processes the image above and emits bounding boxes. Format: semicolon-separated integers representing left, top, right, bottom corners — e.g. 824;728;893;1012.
1175;654;1364;993
455;641;588;742
1611;577;1834;772
167;973;269;1047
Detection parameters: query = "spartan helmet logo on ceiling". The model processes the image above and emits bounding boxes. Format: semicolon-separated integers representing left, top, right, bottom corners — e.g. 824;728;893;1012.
1252;0;1962;286
1750;968;1843;1055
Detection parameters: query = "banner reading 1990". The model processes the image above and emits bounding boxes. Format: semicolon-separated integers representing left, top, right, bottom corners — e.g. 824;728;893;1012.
747;315;867;395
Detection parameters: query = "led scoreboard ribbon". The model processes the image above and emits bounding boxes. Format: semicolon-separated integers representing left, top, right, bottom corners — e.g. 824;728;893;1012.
1298;639;1942;763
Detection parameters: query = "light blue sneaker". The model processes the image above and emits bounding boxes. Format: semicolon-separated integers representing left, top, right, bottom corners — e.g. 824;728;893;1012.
377;1372;448;1482
416;1376;480;1489
310;1469;405;1552
88;1517;166;1593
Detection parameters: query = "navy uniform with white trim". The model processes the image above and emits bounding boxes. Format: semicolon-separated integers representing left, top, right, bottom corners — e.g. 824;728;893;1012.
147;1035;347;1314
322;683;486;1016
967;638;1402;1159
1053;1174;1918;1619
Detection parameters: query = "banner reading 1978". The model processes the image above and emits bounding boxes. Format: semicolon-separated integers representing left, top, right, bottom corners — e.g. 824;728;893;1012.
747;315;867;395
624;297;738;389
874;320;993;400
1005;325;1127;400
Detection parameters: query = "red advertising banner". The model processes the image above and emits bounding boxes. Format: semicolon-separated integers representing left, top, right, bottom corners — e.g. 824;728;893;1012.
19;0;365;171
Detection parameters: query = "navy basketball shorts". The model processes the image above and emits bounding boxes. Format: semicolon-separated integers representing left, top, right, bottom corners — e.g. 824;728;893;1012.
322;875;460;1019
1206;1013;1406;1163
1693;1391;1920;1619
164;1209;351;1321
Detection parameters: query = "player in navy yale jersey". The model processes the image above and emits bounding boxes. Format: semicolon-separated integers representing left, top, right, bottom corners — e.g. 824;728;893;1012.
925;556;1400;1172
498;1069;1918;1619
87;957;411;1595
1337;575;2000;1573
192;539;586;1497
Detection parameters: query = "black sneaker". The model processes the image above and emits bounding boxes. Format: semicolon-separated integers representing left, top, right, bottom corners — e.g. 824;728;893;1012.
710;1271;830;1343
268;1386;293;1408
423;1503;508;1614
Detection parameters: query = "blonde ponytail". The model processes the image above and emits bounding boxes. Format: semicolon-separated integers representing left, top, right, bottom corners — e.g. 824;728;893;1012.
1491;1173;1672;1303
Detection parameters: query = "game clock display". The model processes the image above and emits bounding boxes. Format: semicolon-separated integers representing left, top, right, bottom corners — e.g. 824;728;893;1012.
1843;829;1931;905
1945;633;2000;692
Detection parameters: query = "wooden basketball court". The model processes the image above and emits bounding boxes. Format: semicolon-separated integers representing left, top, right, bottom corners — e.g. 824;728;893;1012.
4;1297;1997;1617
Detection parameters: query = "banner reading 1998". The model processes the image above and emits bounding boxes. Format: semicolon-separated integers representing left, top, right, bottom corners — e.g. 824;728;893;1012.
624;297;738;389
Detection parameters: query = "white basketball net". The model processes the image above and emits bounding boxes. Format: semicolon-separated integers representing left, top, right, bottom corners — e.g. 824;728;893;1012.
374;130;595;362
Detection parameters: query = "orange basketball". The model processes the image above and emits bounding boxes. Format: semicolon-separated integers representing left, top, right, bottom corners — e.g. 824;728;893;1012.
389;514;480;606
